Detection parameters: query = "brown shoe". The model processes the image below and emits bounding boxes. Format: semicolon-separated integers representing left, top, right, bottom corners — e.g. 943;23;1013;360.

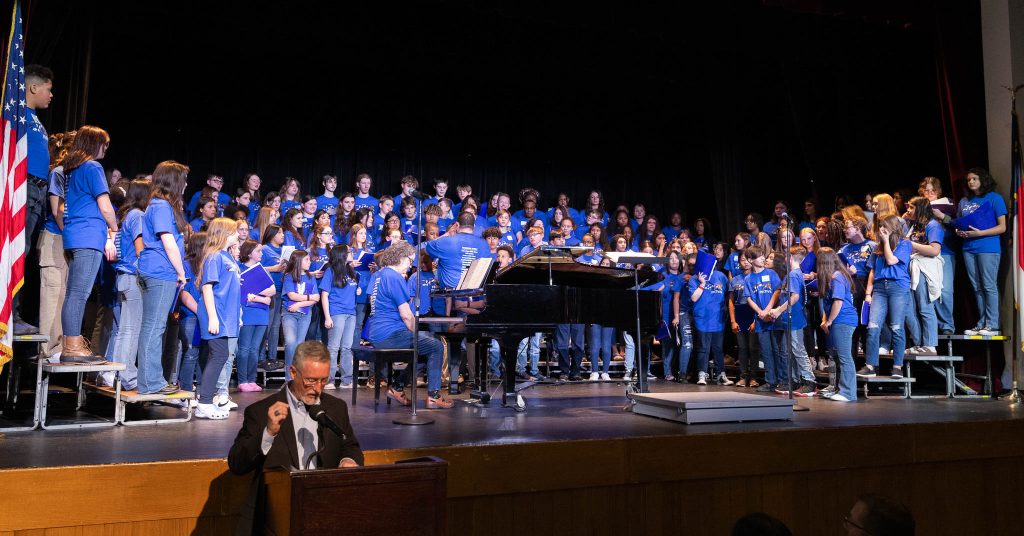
386;387;411;406
60;336;105;364
426;395;454;409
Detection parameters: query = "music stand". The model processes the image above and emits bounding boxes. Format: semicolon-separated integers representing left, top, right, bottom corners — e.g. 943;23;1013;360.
617;256;669;395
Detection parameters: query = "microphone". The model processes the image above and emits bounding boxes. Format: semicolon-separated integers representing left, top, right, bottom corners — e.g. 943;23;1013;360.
407;189;432;201
308;405;347;440
779;211;793;221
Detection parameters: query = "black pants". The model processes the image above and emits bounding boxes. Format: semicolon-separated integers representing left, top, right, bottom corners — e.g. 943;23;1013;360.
198;337;230;404
13;179;47;320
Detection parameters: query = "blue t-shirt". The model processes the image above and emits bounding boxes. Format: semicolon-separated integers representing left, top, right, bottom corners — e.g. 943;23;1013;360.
139;198;185;281
723;251;743;279
179;261;201;320
354;194;378;211
189;217;207;232
282;273;318;315
26;108;49;179
115;209;144;274
577;253;601;265
186;190;231;216
437;217;453;233
321;267;358;316
43;166;66;235
407;271;440;316
744;269;781;333
63;161;109;251
283;231;305;249
907;219;944;249
368;267;411;342
260;245;284;289
279;199;301;215
825;272;858;327
247;200;261;223
497;229;517;247
662;226;683;242
316;195;339;216
197;251;241;339
776;268;807;331
838;240;876;279
659;272;682;322
239;261;271;326
689;271;727;332
959;192;1007;254
868;240;913;289
308;247;329;276
424;232;491;289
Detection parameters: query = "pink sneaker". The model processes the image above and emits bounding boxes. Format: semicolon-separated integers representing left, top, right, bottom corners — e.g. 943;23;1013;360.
239;383;263;392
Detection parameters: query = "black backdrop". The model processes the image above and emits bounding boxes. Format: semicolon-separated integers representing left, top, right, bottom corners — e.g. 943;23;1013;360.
19;0;986;237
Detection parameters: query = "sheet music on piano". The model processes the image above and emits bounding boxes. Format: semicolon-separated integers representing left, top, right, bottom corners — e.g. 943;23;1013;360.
433;257;495;298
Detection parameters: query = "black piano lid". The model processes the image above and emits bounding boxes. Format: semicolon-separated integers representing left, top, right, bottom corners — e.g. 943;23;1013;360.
495;248;663;289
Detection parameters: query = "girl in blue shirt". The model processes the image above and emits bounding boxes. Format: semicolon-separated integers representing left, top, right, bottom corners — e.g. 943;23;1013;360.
728;252;757;387
136;160;190;395
903;197;944;355
100;178;152;390
817;247;859;402
280;207;306;248
242;173;262;224
955;168;1007;335
305;223;333;343
689;268;731;386
176;233;205;395
281;250;320;378
657;252;685;382
861;215;914;378
258;224;288;366
321;245;360;388
190;196;216;232
305;209;331;244
237;240;276;393
58;126;118;363
195;218;242;419
278;177;301;215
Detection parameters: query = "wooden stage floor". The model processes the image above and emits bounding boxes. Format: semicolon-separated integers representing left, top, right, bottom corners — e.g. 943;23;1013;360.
1;379;1021;470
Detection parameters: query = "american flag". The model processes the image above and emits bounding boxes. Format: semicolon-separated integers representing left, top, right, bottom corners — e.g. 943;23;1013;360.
0;1;28;371
1012;89;1024;363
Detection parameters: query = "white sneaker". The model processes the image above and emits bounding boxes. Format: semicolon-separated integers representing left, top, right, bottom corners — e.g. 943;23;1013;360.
717;372;734;386
978;328;1001;336
964;327;981;336
195;402;229;420
829;393;854;402
916;346;937;356
589;372;600;381
697;371;708;385
905;346;920;355
622;370;633;380
600;372;611;381
878;346;890;355
323;383;337;390
214;394;238;411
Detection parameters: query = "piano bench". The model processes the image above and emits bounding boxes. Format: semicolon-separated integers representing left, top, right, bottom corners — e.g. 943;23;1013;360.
351;347;415;410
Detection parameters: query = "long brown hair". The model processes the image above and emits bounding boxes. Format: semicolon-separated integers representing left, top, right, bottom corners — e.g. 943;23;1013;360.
253;206;278;241
57;125;109;173
280;207;305;246
875;215;904;254
149;160;190;234
117;178;153;223
906;196;933;237
186;232;208;279
284;249;310;284
815;247;853;299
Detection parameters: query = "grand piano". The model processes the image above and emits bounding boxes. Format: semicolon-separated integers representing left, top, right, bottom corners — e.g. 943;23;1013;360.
432;246;662;410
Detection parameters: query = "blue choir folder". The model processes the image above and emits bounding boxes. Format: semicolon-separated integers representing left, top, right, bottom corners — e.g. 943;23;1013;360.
695;250;718;281
353;249;372;271
952;202;996;232
860;301;870;326
240;264;274;310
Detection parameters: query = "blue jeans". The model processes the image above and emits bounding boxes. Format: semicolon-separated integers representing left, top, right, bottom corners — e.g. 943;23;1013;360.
587;325;615;374
281;311;313;380
516;332;542;375
555;324;585;377
215;337;238;395
935;253;955;331
261;292;283;362
136;275;180;394
696;330;724;375
373;329;444;393
673;311;694;377
788;329;815;382
661;324;679;378
622;331;644;375
757;330;787;386
906;277;938;347
327;313;356;385
829;322;857;400
60;248;103;337
866;280;910;367
963;251;1000;330
236;324;266;384
177;315;200;392
100;273;142;389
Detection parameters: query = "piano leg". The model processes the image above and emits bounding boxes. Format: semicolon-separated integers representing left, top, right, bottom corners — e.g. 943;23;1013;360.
500;333;530;412
468;336;491;404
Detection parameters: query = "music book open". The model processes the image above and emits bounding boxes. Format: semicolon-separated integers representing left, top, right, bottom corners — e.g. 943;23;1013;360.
456;257;495;291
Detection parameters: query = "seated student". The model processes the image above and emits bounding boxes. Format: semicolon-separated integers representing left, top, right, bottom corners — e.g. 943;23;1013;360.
278;177;302;215
353;173;378;211
228;340;363;483
816;247;858;402
689;260;732;385
548;229;565;247
315;174;339;217
436;198;454;232
519;225;547;257
767;246;817;395
744;246;785;393
903;196;943;357
496;245;515;266
372;195;394;237
422;176;451;208
280;207;307;248
368;241;453;408
607;208;630;237
190;195;217;232
186;173;231;216
632;215;659;250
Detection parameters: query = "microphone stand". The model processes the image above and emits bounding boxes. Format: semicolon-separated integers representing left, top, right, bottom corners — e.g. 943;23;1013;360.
394;191;434;425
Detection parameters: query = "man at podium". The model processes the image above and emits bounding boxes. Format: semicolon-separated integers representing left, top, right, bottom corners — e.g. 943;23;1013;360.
229;341;364;474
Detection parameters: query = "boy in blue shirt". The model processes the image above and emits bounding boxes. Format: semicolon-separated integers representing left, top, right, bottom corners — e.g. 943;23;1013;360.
316;174;339;217
689;267;731;385
768;246;817;395
743;246;784;393
353;173;378;211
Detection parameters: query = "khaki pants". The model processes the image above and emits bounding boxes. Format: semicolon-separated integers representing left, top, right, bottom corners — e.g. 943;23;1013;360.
37;230;67;356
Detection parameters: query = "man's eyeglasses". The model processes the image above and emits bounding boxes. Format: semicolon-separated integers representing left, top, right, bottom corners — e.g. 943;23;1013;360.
299;376;330;387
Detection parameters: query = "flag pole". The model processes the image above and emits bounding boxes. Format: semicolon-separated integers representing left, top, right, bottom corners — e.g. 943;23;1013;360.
1004;84;1024;405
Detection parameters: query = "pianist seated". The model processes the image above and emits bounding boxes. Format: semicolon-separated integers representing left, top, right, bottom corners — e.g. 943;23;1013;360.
367;241;454;409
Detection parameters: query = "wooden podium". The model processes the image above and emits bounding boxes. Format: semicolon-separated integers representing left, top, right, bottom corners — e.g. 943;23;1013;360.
263;457;447;535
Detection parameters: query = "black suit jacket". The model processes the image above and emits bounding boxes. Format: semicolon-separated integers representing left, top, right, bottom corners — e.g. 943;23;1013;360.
228;387;364;475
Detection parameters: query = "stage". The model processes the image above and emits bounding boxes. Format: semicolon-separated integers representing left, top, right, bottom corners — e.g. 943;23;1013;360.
2;380;1024;534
